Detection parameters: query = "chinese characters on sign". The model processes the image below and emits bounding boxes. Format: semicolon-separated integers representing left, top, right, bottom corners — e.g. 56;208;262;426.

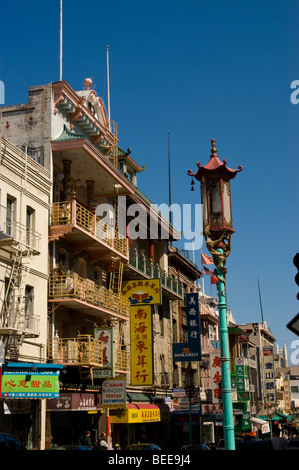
283;379;291;411
1;371;60;398
173;293;201;362
125;279;161;386
130;305;153;386
210;351;222;403
122;279;161;306
94;328;114;377
236;357;249;402
263;347;276;405
201;403;223;418
236;357;245;392
110;406;161;424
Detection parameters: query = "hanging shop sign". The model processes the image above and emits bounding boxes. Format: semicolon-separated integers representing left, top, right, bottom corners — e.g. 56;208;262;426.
283;378;292;411
263;347;276;405
130;305;153;386
122;279;161;305
94;328;114;378
1;370;60;398
101;376;126;409
173;293;201;362
235;356;250;402
210;351;222;403
46;392;102;411
201;403;223;419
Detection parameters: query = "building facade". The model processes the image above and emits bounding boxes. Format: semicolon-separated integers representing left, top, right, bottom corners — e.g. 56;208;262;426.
0;137;61;449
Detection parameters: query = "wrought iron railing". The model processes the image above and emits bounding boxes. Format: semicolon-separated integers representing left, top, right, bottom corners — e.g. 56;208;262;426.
50;199;127;256
48;335;103;366
128;249;183;297
48;272;130;318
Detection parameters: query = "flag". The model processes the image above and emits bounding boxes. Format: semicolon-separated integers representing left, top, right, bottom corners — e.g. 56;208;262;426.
201;253;214;265
211;275;218;285
202;266;215;276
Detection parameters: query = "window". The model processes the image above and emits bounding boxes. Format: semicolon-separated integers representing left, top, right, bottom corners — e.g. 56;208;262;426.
26;206;35;246
6;195;16;236
291;386;299;394
21;145;44;166
24;285;34;326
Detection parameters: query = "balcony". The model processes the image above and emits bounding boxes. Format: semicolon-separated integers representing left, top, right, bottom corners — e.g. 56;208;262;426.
48;335;103;367
0;308;40;337
49;197;128;261
200;303;219;324
127;250;183;299
48;272;130;320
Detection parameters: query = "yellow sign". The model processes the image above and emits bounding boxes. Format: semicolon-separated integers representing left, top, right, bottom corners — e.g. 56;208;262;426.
130;305;153;386
110;406;160;424
122;279;161;305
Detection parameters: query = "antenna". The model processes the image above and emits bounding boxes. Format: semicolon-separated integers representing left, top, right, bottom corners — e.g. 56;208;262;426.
59;0;63;81
168;132;172;225
106;45;111;126
257;277;264;324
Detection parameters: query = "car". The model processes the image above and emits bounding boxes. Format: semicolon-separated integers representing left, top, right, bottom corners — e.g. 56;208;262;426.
289;438;299;450
216;438;242;450
0;433;27;450
180;444;210;451
123;443;161;450
45;444;93;450
235;439;269;451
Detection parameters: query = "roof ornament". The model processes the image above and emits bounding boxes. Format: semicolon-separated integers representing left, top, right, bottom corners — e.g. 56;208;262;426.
84;78;93;90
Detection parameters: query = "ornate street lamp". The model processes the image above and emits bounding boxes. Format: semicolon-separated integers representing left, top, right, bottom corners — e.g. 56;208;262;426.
187;139;243;450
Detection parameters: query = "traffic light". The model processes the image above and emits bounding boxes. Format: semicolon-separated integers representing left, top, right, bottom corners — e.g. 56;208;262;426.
294;253;299;301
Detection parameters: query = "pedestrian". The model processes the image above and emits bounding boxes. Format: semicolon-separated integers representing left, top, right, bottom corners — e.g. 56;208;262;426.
96;432;108;450
78;430;93;448
268;427;289;450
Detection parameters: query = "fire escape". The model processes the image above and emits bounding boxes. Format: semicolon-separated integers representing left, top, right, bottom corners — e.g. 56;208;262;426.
0;214;40;360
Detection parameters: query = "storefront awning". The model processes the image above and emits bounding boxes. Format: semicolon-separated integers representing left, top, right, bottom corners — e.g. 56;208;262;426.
110;402;170;424
251;417;268;425
257;413;291;422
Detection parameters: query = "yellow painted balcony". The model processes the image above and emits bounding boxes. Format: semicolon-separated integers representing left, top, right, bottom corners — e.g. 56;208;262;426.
48;272;130;320
48;335;103;367
49;197;128;260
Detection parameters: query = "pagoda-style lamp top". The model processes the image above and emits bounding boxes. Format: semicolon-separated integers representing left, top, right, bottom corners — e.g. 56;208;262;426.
187;139;243;237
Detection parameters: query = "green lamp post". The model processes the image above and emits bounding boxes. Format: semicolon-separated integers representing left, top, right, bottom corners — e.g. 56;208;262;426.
188;139;243;450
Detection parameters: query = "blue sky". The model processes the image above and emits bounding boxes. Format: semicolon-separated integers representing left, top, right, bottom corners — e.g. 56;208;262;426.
1;1;299;362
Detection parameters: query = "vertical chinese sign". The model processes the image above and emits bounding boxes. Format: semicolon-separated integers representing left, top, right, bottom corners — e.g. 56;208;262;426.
210;348;222;403
283;378;291;412
94;328;114;378
173;292;201;362
263;347;276;405
122;279;162;386
130;306;153;385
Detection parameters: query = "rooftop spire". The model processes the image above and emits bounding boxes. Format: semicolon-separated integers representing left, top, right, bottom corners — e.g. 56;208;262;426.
210;138;218;158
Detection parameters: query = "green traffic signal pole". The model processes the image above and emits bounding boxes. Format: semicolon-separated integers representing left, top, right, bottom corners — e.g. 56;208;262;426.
216;248;235;450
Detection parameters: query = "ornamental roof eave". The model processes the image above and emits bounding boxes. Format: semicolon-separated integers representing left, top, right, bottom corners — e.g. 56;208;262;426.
187;139;243;181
